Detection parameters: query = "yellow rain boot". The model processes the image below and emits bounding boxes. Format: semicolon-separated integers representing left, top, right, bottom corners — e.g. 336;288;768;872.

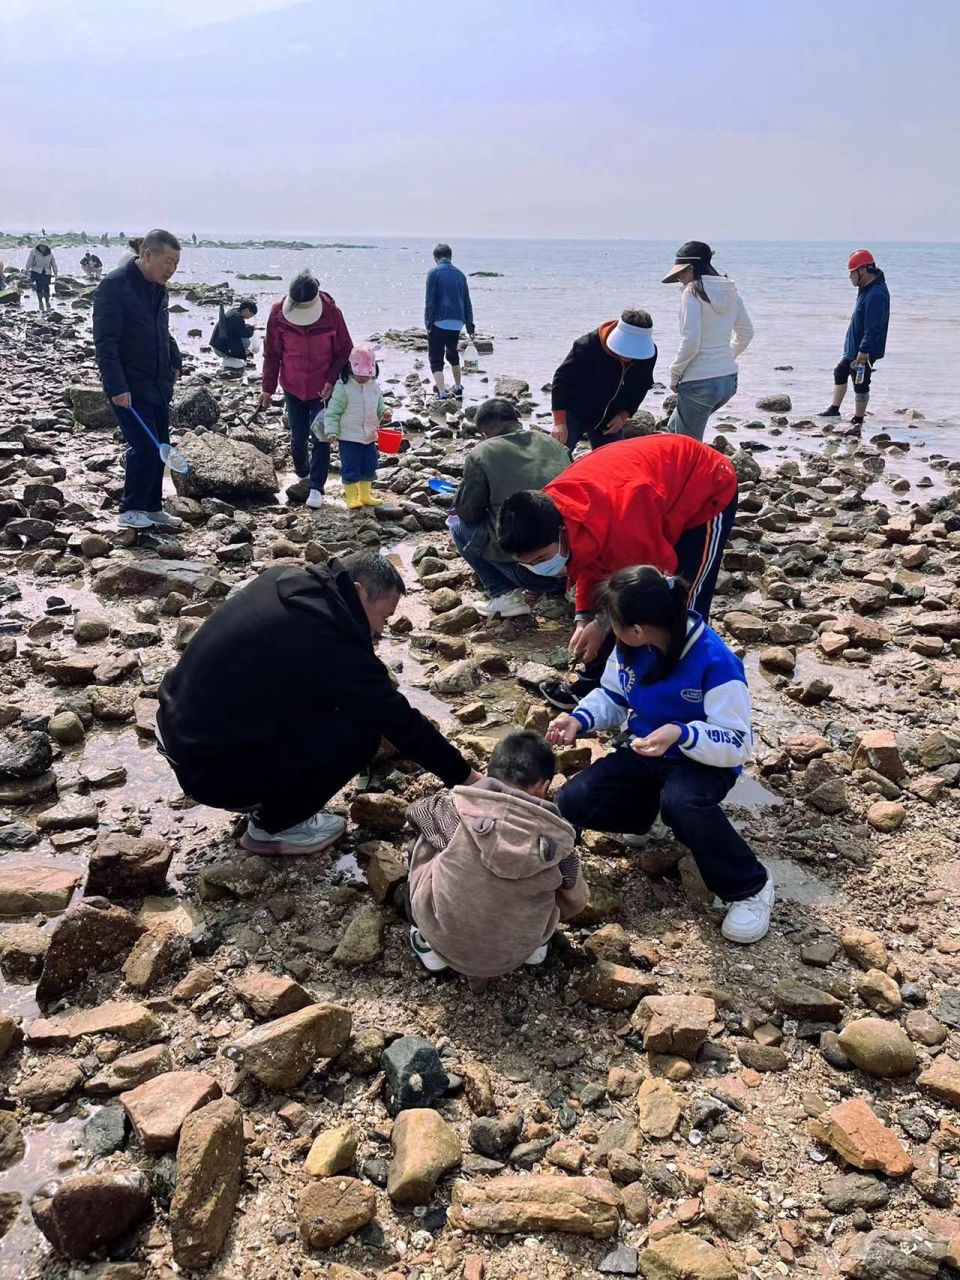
358;480;383;507
343;482;364;511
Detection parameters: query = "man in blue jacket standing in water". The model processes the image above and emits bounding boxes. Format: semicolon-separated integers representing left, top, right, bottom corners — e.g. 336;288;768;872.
820;249;890;428
424;242;475;401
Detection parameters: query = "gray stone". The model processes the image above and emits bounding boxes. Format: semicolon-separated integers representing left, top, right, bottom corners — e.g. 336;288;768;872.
172;431;278;500
173;386;220;429
83;1105;128;1158
822;1173;890;1214
0;730;52;780
381;1034;450;1114
599;1243;640;1275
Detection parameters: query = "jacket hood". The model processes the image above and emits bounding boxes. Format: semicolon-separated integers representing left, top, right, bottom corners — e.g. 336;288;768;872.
691;276;739;316
451;778;575;880
597;319;620;357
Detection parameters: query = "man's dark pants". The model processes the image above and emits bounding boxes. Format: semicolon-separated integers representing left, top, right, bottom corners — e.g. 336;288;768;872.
113;399;169;513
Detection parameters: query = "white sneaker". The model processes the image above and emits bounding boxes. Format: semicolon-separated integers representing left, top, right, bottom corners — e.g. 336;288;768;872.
118;510;155;529
721;873;775;944
524;943;549;966
410;925;449;972
305;489;324;509
476;591;531;619
621;815;670;846
240;810;346;857
147;509;184;529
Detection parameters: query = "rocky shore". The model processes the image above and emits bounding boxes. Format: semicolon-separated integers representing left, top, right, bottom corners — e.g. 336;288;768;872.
0;278;959;1280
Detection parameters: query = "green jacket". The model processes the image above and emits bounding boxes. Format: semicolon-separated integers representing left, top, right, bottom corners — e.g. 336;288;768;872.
454;429;570;562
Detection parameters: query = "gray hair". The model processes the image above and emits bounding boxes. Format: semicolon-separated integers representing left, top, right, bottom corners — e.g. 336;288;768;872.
141;228;181;255
342;551;406;601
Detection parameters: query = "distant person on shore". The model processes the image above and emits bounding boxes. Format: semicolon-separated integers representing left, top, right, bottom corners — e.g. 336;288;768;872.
449;397;569;619
424;242;475;400
156;552;479;858
261;271;353;510
319;343;390;510
547;566;774;945
93;228;184;532
24;243;57;313
496;435;739;711
210;298;257;373
820;249;890;428
80;251;103;280
120;237;143;266
551;310;657;453
661;241;753;441
403;730;588;980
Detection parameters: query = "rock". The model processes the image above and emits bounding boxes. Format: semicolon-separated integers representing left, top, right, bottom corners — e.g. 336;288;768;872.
759;645;796;674
857;969;903;1014
0;865;79;916
170;1098;244;1269
363;843;408;903
842;929;890;971
121;1070;222;1152
807;778;849;815
382;1034;450;1114
722;611;766;643
74;613;111;642
172;431;278;500
0;923;49;980
449;1174;622;1238
636;1079;681;1138
27;1001;163;1047
0;1014;24;1057
736;1041;789;1072
32;1171;151;1260
69;386;115;429
632;994;716;1058
349;791;407;834
866;800;906;833
297;1177;377;1249
841;1230;948;1280
332;904;385;967
470;1112;524;1158
18;1058;85;1111
48;711;84;744
433;604;481;634
35;793;99;833
388;1108;462;1205
757;394;792;412
918;731;959;769
0;1111;24;1170
0;770;57;805
837;1018;917;1077
702;1182;756;1239
83;1104;128;1158
639;1234;737;1280
173;385;220;429
232;969;314;1019
905;1011;948;1047
36;898;144;1003
0;730;52;779
772;979;843;1022
306;1124;358;1177
86;1044;175;1095
852;730;906;781
810;1097;913;1176
822;1173;890;1213
198;855;270;901
93;558;214;600
918;1056;960;1108
226;1003;351;1088
571;867;623;924
430;658;481;695
85;832;172;898
122;926;189;991
44;654;101;686
578;962;658;1010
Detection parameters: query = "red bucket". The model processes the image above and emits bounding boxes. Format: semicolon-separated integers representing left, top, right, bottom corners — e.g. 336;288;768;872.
377;425;404;454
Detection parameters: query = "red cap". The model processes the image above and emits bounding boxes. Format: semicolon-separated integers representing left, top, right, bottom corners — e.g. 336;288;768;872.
847;249;875;272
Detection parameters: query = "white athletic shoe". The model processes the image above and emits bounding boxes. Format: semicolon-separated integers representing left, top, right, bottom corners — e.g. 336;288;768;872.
410;925;449;972
524;943;550;966
476;591;531;619
147;509;184;529
240;810;346;857
118;510;155;529
305;489;325;509
721;873;775;945
621;815;670;847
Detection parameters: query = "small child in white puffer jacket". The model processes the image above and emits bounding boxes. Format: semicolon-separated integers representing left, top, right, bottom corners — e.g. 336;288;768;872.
315;343;389;510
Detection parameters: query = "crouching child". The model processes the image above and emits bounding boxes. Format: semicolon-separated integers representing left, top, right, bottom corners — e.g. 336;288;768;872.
404;731;588;981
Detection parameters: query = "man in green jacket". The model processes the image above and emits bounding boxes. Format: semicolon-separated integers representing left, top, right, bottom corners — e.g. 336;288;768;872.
449;398;570;618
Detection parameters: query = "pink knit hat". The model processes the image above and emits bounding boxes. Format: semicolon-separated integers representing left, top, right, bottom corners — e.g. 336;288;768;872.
350;343;377;378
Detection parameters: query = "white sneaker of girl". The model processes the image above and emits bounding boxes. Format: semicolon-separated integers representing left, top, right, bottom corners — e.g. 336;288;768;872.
719;874;775;944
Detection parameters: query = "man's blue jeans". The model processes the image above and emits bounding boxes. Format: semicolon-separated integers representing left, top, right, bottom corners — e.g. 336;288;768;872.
448;516;565;598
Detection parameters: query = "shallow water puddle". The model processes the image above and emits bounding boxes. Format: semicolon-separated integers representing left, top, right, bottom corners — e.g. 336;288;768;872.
0;1115;86;1279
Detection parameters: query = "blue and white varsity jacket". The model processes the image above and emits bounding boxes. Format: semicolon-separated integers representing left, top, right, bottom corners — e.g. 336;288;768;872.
571;612;754;770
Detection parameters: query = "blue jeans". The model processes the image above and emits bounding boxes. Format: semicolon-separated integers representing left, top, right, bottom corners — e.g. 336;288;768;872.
449;516;565;598
339;440;378;484
668;373;738;441
557;748;767;902
285;393;330;490
113;399;169;514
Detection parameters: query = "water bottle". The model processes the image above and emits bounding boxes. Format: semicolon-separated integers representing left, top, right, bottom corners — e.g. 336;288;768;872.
854;359;868;387
462;341;479;374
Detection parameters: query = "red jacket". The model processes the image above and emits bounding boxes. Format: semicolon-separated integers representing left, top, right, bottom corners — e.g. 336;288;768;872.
545;435;738;613
261;293;353;402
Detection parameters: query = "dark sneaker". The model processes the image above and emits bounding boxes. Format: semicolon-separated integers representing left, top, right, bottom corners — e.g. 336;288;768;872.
452;384;464;398
818;406;841;418
539;680;579;712
850;416;864;427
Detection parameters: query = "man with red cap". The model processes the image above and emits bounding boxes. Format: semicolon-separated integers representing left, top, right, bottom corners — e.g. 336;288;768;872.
820;250;890;428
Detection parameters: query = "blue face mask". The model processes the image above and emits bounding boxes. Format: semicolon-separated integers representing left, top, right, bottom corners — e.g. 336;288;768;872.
527;549;569;578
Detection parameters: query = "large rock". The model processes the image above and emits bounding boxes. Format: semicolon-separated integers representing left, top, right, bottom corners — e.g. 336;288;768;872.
93;558;214;600
852;730;906;781
772;979;843;1022
918;1056;960;1108
85;832;172;898
69;386;116;430
172;431;278;500
0;924;49;980
702;1182;757;1240
0;1111;24;1171
349;792;408;834
638;1233;737;1280
122;1071;222;1152
388;1108;461;1205
0;866;79;916
305;1124;358;1178
636;1078;681;1139
0;730;52;779
226;1003;351;1087
837;1018;917;1078
822;1173;890;1213
449;1174;622;1238
841;1230;949;1280
173;385;220;429
842;928;890;971
297;1178;376;1249
18;1058;85;1112
232;969;314;1019
332;904;385;967
36;897;144;1003
810;1097;913;1176
632;994;716;1059
86;1044;174;1095
382;1035;450;1114
170;1098;244;1268
579;962;657;1011
27;1001;163;1047
31;1171;151;1259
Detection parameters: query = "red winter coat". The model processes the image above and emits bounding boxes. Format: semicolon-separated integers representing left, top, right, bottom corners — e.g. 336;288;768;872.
545;435;738;613
261;293;353;402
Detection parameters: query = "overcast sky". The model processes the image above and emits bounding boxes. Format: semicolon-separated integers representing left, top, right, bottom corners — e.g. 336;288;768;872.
1;0;956;241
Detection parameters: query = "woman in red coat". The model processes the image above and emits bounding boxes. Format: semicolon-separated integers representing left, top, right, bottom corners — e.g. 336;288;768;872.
261;272;353;508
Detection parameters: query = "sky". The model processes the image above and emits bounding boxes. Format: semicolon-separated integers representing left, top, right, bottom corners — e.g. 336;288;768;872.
0;0;956;241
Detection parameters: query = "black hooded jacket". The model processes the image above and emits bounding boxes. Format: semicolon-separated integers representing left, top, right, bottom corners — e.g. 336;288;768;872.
157;560;470;787
93;257;182;404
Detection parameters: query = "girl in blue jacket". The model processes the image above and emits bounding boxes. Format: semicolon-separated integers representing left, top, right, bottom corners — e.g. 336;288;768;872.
547;565;773;944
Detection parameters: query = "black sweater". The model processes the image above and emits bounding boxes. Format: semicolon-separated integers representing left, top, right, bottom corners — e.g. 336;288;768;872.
211;307;253;360
93;257;182;405
551;327;657;431
157;560;471;788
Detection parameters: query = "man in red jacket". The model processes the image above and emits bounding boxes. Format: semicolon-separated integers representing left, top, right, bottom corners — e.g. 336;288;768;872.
497;435;739;710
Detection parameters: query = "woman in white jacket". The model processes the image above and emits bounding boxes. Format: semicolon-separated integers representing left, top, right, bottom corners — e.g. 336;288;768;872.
24;242;58;314
661;241;753;441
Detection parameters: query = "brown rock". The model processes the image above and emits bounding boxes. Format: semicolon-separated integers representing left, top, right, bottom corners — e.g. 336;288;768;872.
85;832;172;898
388;1108;462;1205
305;1124;358;1178
639;1233;737;1280
0;923;49;980
31;1171;151;1260
18;1058;85;1112
772;979;843;1022
226;1003;351;1088
363;843;408;904
918;1056;960;1109
702;1182;757;1239
449;1174;622;1238
837;1018;917;1078
349;792;407;834
36;897;144;1003
842;929;890;972
297;1177;376;1249
28;1001;163;1047
332;904;385;967
0;1111;24;1171
85;1044;175;1095
122;926;189;992
633;993;716;1059
0;1192;20;1241
122;1071;222;1152
0;865;80;916
232;969;314;1019
866;800;906;833
856;969;902;1014
170;1098;244;1268
906;1011;949;1048
852;730;906;781
579;961;658;1010
810;1097;913;1176
637;1078;682;1139
0;1014;23;1057
736;1042;789;1073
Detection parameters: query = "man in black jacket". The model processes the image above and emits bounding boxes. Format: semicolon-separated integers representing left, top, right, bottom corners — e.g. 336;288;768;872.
93;228;183;531
551;309;657;454
211;298;257;373
157;552;478;857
